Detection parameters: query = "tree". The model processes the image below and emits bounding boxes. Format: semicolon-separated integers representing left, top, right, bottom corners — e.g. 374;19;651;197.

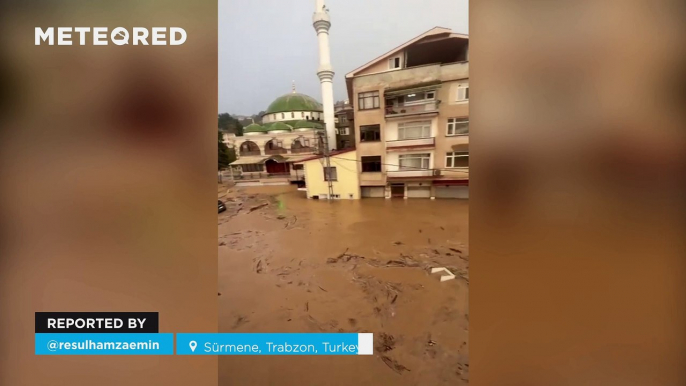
218;131;235;170
218;113;244;136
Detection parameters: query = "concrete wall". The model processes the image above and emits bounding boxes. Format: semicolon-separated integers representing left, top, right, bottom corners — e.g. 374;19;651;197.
352;62;468;92
302;151;360;199
356;51;405;76
434;79;469;181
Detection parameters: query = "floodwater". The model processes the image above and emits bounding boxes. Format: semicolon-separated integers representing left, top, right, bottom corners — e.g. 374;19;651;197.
218;185;469;385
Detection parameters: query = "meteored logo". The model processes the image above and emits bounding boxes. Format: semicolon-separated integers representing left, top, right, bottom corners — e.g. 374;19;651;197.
35;27;187;46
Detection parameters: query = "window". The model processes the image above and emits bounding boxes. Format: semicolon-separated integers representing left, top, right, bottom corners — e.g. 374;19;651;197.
293;164;304;170
457;84;469;102
323;167;337;181
361;156;382;172
291;112;295;118
399;153;430;170
360;124;381;142
446;151;469;168
388;56;401;69
266;139;283;150
272;114;276;120
281;113;285;119
358;91;380;110
339;115;348;123
241;164;264;172
398;121;431;140
447;117;469;136
403;91;436;105
339;127;350;135
301;112;304;118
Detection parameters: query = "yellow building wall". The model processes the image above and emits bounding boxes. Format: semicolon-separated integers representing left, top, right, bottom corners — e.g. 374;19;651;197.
301;151;361;199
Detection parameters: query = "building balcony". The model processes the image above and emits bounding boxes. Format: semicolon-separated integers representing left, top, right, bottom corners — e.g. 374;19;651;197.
385;101;438;119
387;169;441;178
386;137;435;150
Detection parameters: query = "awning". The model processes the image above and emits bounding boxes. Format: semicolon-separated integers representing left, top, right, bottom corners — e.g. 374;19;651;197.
432;180;469;186
384;81;442;98
230;156;266;165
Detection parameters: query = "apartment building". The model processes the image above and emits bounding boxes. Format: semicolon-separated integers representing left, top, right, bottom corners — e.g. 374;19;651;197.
334;100;355;150
345;27;469;199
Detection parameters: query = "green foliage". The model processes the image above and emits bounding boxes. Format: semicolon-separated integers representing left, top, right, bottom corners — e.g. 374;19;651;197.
218;131;235;170
218;113;243;136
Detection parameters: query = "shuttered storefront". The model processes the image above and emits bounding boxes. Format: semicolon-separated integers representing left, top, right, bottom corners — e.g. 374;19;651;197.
435;186;469;199
361;186;385;198
406;186;431;198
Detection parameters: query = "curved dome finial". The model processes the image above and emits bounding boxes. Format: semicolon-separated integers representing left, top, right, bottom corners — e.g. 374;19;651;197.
292;80;296;93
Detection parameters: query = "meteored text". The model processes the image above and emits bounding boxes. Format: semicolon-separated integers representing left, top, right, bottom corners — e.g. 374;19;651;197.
35;27;187;46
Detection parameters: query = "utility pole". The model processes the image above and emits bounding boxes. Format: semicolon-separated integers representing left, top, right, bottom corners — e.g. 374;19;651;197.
322;132;334;199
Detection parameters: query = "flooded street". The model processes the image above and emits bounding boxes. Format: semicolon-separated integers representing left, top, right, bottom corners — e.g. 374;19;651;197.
218;184;469;385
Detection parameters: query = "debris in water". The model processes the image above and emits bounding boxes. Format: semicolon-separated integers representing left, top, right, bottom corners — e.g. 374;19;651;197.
318;286;328;292
381;355;410;374
232;316;249;329
256;260;264;274
277;215;286;220
249;203;269;213
430;267;456;282
449;247;462;253
376;333;396;352
393;241;403;246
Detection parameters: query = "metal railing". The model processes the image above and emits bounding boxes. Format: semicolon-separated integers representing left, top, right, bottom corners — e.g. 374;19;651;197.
385;101;438;117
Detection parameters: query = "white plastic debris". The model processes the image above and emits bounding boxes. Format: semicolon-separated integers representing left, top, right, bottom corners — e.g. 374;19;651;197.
431;267;456;282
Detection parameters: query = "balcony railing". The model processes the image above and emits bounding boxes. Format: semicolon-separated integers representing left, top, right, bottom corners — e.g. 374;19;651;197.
387;169;441;178
265;148;288;155
385;101;438;118
386;137;435;149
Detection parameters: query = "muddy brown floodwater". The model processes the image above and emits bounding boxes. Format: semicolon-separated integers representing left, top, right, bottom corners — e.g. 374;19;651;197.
218;184;469;385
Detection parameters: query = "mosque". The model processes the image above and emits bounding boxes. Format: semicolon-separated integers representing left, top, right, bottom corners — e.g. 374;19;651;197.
227;0;337;183
227;87;328;178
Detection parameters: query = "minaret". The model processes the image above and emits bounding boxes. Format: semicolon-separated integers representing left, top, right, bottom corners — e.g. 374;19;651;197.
312;0;336;151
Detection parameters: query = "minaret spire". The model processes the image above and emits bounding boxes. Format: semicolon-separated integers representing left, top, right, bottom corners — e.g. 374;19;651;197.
313;0;336;151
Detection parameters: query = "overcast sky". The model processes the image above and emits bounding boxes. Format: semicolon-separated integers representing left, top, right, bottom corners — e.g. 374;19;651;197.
219;0;469;115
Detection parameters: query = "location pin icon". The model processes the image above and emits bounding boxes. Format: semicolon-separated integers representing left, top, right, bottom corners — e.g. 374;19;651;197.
189;341;197;352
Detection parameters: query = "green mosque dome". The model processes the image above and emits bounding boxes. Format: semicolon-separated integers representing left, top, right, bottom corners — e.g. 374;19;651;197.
264;93;323;115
